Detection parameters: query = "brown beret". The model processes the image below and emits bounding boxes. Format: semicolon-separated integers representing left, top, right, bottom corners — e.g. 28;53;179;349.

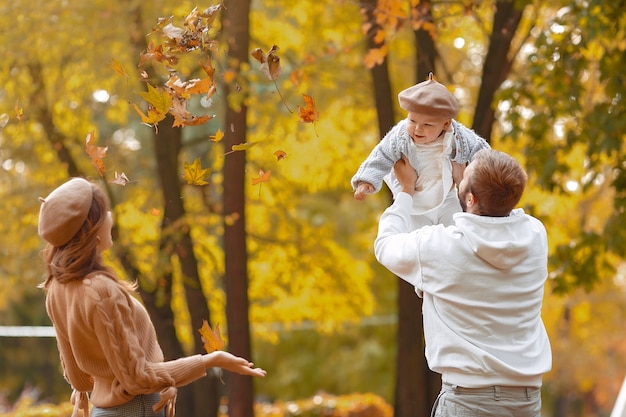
38;178;93;247
398;73;459;118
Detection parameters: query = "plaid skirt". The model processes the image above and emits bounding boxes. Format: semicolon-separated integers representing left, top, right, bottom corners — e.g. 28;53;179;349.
91;393;165;417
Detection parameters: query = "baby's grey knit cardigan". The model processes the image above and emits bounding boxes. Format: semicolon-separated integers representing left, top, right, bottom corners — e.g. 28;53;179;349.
351;119;491;193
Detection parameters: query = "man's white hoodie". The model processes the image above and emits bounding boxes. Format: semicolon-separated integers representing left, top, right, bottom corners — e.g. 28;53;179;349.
374;192;552;388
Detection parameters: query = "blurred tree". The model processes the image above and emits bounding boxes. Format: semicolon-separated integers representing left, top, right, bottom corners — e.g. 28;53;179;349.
0;1;625;417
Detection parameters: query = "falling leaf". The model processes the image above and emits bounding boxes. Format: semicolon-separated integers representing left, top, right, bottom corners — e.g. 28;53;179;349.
250;45;281;80
210;129;224;142
0;113;9;128
139;42;178;67
274;150;287;161
85;131;107;177
231;142;258;152
364;45;388;69
110;59;129;78
252;169;271;186
162;23;185;41
132;102;166;126
14;101;23;121
198;320;225;353
224;212;240;226
139;83;172;115
110;172;130;186
183;158;210;185
150;208;161;216
298;94;319;123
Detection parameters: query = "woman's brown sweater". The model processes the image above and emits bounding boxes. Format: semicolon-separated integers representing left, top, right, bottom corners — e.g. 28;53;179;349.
45;273;207;409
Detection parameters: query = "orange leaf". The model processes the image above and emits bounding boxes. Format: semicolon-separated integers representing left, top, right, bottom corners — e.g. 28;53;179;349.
298;94;319;123
198;320;225;353
364;45;388;69
224;212;240;226
110;59;128;78
85;131;107;177
252;169;271;185
251;45;281;80
274;150;287;161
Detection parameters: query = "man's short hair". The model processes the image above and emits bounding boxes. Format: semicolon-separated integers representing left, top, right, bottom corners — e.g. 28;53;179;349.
469;149;527;217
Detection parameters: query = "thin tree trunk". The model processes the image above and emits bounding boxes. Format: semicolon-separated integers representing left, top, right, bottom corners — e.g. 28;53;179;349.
153;118;217;417
472;0;525;141
128;6;218;417
27;62;81;178
222;1;255;417
413;1;443;411
360;1;434;416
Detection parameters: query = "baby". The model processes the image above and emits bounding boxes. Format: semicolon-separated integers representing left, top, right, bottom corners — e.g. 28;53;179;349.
352;73;490;229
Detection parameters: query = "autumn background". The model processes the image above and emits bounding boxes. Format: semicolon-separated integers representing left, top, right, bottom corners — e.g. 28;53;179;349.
0;0;624;416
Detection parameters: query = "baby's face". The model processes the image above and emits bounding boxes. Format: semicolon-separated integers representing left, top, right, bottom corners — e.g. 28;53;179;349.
406;112;451;145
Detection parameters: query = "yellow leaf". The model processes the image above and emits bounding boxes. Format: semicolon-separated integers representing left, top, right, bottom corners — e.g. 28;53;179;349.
210;129;224;142
132;103;166;125
139;83;173;115
183;158;210;185
224;212;240;226
198;320;225;353
231;142;258;152
110;59;129;78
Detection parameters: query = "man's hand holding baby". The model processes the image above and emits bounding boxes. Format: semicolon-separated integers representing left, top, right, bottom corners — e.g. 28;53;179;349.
394;154;418;196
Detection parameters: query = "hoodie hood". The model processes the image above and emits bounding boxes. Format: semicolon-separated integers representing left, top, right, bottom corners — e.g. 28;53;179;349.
453;208;546;269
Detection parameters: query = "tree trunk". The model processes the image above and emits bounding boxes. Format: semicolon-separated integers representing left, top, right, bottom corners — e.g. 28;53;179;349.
128;6;218;417
27;61;81;178
361;1;436;416
472;0;525;141
222;1;255;417
413;2;443;411
153;118;218;417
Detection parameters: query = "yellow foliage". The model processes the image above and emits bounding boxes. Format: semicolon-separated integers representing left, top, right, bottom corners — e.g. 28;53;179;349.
2;398;73;417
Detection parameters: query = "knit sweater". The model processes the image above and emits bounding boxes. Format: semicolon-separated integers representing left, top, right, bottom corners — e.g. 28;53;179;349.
351;119;490;193
374;193;552;388
45;274;207;408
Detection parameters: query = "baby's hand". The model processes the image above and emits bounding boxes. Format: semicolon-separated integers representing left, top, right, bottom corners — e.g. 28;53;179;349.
354;183;374;201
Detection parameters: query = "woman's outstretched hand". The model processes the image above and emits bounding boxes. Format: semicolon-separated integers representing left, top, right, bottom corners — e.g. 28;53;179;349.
203;351;267;378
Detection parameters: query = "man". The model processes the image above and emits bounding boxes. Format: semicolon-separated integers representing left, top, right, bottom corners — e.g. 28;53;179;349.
375;149;552;416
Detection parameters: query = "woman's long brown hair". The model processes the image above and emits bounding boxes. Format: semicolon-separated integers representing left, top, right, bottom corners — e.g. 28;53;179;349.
40;183;117;289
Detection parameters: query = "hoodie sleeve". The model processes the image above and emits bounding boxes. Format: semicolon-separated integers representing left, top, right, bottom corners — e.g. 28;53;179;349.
351;121;408;192
374;192;423;288
450;120;491;163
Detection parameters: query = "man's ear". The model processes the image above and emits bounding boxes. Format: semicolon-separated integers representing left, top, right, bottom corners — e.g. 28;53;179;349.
466;192;476;207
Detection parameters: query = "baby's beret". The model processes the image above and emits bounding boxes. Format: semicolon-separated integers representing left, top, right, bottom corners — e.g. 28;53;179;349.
398;73;459;118
38;178;93;247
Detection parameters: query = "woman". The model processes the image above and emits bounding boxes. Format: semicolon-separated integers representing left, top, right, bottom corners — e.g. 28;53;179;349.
38;177;266;417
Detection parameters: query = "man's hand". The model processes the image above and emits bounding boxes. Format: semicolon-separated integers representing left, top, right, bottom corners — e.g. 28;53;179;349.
354;182;374;201
393;154;417;195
